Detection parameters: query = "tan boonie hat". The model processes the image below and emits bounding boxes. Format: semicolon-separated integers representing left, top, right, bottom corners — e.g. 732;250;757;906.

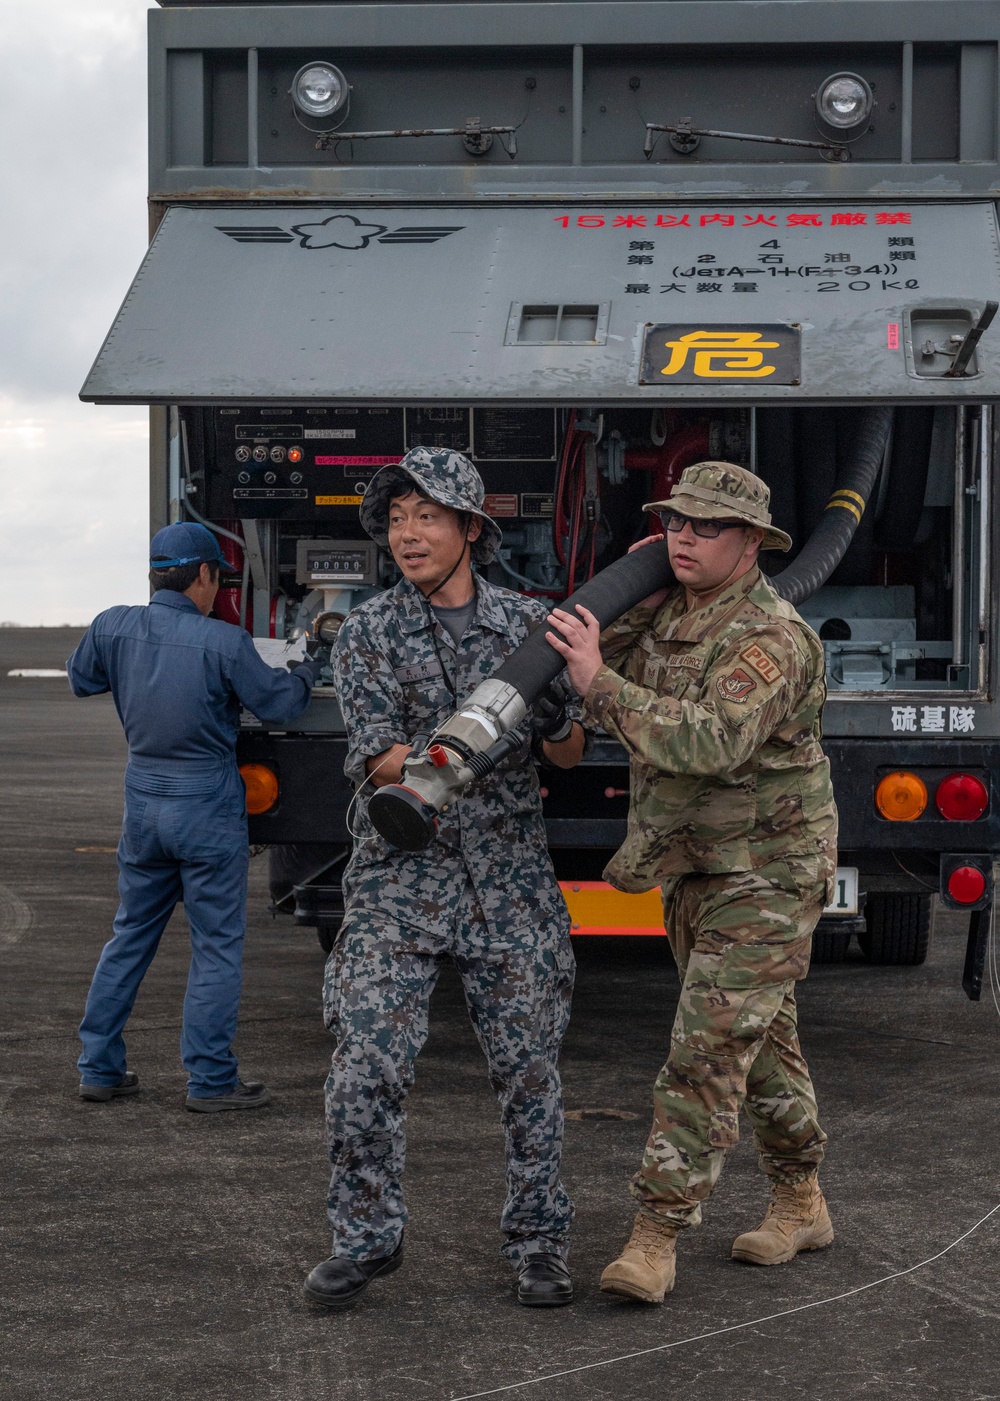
644;460;793;554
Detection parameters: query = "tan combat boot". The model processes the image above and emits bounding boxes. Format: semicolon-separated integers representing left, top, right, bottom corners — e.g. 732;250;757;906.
599;1212;679;1303
731;1176;834;1265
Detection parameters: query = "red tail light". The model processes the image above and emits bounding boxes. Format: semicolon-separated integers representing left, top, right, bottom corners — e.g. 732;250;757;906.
935;773;988;821
947;865;987;903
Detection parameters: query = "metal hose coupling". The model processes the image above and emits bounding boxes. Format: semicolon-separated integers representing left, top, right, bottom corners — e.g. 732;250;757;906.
367;680;527;851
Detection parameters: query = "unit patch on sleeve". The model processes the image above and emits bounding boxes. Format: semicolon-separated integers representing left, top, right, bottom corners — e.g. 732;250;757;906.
741;642;782;685
717;667;757;704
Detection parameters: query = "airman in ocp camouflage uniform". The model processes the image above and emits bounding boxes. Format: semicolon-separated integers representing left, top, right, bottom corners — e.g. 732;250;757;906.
304;447;585;1312
544;461;838;1304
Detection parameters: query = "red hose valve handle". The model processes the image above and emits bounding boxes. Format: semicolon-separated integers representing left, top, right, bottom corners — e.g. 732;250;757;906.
428;745;449;768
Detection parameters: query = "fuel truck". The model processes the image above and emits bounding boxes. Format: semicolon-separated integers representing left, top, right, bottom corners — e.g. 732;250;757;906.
82;0;1000;996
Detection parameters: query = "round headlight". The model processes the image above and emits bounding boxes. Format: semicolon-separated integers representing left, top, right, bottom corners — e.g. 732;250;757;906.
816;72;874;131
291;62;348;119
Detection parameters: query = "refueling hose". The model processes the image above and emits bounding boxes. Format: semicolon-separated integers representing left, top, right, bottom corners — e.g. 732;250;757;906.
769;405;893;605
493;538;674;705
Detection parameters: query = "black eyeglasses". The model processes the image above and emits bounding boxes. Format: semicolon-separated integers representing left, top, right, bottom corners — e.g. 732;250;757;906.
659;510;747;540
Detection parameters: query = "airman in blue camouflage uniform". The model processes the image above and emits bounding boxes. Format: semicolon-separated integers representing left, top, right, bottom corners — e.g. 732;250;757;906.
546;463;838;1305
304;447;585;1312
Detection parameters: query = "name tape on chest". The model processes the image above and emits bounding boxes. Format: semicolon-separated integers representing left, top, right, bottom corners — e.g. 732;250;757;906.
393;660;444;685
666;653;702;671
740;643;782;685
717;667;757;704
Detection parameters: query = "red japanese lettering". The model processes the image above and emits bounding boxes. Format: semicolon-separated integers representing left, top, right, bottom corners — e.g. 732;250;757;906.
876;212;911;225
743;214;778;227
786;214;823;227
613;214;648;228
830;212;867;226
577;215;606;228
700;214;735;227
655;214;691;228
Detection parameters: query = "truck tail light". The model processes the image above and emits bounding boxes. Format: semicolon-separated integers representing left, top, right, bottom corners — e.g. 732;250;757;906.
947;866;987;904
240;763;279;814
875;771;927;821
940;854;993;911
935;773;988;821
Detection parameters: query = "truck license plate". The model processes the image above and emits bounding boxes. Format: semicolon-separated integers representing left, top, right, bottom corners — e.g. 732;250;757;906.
824;867;859;916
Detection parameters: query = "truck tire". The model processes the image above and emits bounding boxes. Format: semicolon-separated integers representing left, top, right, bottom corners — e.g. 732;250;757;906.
859;894;932;966
810;923;852;964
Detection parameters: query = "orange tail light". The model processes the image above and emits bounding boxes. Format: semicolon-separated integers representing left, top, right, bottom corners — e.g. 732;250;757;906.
875;771;927;821
240;763;279;814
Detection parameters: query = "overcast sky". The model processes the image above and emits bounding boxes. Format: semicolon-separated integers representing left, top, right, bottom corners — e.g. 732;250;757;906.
0;0;151;625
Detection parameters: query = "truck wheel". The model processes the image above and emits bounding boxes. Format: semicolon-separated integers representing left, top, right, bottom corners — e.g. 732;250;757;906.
810;923;852;964
317;926;336;955
859;894;932;966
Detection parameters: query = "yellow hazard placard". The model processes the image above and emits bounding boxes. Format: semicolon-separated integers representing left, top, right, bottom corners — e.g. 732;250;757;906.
315;495;364;506
641;324;800;384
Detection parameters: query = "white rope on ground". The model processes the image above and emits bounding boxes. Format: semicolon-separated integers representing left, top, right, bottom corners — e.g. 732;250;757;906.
448;901;1000;1401
448;1201;1000;1400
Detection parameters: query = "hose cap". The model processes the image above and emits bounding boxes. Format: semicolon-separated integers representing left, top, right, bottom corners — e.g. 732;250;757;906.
368;784;439;852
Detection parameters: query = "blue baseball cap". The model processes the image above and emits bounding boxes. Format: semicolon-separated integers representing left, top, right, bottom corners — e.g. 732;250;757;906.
149;522;227;568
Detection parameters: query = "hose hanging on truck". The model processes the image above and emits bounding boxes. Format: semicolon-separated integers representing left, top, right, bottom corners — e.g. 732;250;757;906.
369;408;893;852
769;405;893;606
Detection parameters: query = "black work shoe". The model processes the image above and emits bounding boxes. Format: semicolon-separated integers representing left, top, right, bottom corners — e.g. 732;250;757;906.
303;1241;404;1310
185;1080;270;1113
79;1072;140;1103
516;1254;574;1308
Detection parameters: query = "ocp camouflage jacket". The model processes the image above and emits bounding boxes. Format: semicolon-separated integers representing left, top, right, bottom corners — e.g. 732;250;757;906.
582;566;837;892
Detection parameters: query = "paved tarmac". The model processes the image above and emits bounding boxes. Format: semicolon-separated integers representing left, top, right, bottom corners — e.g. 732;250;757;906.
2;626;999;1401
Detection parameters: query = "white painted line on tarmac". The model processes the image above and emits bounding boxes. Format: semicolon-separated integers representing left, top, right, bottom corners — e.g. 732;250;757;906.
6;669;68;678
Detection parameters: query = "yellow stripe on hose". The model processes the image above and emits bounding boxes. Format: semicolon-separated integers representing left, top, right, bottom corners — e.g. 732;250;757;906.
824;491;864;524
831;488;867;513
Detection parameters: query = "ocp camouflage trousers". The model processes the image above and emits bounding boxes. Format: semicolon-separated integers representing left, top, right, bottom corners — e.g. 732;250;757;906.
323;879;575;1264
631;861;828;1229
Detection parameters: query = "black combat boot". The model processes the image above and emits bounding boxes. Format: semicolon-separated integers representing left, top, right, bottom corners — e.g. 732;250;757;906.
304;1241;404;1309
516;1253;574;1307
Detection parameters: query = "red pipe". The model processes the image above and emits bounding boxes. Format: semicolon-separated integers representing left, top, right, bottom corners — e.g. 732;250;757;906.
211;519;246;627
625;424;710;528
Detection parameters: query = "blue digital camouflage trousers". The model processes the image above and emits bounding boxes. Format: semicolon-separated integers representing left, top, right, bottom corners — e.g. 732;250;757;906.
322;877;576;1265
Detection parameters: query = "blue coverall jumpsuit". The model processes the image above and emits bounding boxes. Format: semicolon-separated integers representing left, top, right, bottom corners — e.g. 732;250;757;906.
68;591;314;1098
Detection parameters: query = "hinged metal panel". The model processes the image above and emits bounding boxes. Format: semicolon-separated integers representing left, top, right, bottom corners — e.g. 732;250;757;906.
82;201;1000;405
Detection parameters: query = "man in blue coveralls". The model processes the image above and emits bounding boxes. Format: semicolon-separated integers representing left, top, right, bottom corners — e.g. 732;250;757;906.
69;522;319;1112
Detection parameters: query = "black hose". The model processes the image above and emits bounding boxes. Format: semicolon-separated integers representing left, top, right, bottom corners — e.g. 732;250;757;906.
875;406;935;553
770;406;893;606
493;539;674;705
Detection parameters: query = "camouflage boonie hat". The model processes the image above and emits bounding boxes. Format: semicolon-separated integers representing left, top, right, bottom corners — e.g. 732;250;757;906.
644;461;793;553
360;446;502;565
